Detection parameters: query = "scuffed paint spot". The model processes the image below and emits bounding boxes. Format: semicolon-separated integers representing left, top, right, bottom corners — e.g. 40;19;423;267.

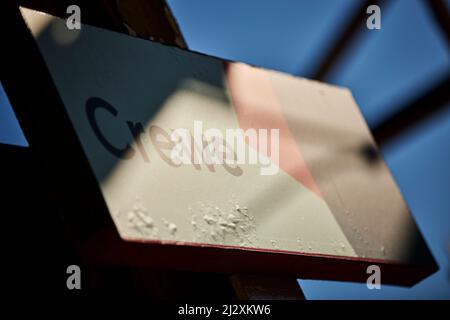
162;218;178;236
296;238;304;251
270;240;279;249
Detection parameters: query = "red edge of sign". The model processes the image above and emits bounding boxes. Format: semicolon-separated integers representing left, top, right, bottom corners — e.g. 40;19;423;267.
79;226;439;288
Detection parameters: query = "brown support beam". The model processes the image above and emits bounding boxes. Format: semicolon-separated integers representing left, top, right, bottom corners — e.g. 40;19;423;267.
17;0;187;48
116;0;186;47
230;274;305;300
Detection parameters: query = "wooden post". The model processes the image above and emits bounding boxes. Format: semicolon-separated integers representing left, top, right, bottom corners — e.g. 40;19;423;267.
230;274;305;300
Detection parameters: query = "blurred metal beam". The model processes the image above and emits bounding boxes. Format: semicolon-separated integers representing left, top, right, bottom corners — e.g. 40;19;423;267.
373;75;450;144
427;0;450;46
373;0;450;145
308;0;449;145
311;0;385;80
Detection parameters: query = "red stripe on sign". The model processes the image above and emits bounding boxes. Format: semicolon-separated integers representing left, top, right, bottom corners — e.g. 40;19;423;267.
225;62;322;198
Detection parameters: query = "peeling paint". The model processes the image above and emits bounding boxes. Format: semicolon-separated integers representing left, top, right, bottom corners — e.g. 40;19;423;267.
126;197;158;237
190;199;256;246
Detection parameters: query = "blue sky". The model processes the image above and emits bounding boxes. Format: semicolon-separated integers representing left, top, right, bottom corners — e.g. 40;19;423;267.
1;0;449;299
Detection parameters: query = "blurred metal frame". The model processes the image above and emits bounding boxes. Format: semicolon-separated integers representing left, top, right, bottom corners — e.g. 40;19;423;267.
310;0;450;144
